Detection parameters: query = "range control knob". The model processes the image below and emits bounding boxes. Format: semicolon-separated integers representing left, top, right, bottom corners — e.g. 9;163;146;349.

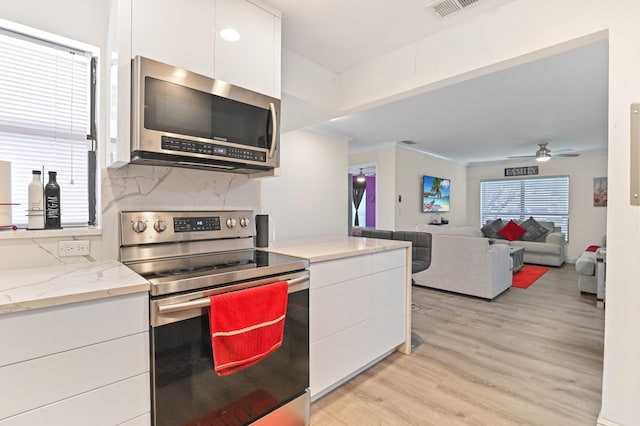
154;220;168;232
239;217;250;227
226;218;237;228
132;220;147;233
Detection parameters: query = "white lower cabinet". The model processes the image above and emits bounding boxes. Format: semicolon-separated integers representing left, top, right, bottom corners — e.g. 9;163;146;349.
309;249;407;399
0;374;150;426
0;293;150;425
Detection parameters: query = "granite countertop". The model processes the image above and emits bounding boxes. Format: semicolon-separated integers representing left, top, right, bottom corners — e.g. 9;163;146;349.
263;235;410;263
0;260;149;315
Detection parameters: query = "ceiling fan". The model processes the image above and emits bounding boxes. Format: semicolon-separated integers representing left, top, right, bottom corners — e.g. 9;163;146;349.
508;143;580;162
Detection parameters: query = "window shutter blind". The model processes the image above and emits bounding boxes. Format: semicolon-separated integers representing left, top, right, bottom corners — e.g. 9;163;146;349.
480;176;570;240
0;30;90;227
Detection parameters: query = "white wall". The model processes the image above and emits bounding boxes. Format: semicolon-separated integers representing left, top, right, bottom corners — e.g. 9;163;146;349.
394;147;467;231
260;129;348;241
467;155;608;261
350;146;468;232
0;0;110;48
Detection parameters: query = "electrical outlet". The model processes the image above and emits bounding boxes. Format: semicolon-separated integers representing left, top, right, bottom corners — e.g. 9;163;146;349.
59;240;90;257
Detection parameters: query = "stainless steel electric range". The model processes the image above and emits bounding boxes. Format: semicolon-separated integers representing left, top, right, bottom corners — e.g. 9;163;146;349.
119;210;310;426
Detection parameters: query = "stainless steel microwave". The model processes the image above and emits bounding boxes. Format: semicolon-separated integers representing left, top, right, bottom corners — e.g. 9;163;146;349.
130;56;280;173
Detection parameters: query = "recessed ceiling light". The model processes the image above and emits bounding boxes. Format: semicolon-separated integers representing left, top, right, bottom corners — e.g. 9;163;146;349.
220;28;240;42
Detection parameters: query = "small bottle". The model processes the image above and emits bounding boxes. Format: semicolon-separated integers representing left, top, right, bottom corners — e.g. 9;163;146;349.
27;170;45;230
45;171;61;229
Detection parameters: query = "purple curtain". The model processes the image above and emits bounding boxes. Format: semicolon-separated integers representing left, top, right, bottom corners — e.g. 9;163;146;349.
365;176;376;227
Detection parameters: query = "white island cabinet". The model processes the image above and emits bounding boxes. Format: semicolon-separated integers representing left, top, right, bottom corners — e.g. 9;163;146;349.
0;261;150;425
310;249;407;399
264;237;411;400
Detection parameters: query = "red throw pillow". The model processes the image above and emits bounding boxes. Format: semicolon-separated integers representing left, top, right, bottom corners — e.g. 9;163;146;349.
585;245;600;252
497;220;526;241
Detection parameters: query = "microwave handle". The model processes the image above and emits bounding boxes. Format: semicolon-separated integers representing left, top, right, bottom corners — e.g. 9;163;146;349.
268;103;278;159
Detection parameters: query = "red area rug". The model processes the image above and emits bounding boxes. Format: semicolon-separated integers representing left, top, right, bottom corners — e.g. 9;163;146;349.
512;265;549;289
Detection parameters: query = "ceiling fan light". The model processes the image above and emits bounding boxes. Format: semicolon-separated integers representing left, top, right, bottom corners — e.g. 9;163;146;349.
536;154;551;162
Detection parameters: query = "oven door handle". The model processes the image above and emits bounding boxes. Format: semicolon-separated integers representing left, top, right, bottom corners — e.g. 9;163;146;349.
158;276;309;315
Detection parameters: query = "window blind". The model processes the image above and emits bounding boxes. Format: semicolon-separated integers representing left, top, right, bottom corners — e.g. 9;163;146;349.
0;29;91;227
480;176;570;241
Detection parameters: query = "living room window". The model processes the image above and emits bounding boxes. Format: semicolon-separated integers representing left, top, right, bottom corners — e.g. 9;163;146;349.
0;25;97;228
480;175;570;241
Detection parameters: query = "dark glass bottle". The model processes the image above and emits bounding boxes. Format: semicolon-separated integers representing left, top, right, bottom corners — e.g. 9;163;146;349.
45;171;62;229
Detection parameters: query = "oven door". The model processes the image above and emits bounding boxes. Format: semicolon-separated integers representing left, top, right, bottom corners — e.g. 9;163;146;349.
150;270;309;426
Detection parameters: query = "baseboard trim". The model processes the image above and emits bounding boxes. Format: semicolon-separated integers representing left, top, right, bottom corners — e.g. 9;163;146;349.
597;412;622;426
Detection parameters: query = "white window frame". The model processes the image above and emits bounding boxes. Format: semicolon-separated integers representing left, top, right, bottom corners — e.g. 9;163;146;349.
0;24;97;228
480;175;570;241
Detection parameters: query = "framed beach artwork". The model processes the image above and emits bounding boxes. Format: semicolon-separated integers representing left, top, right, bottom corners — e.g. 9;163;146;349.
594;177;607;207
422;175;450;212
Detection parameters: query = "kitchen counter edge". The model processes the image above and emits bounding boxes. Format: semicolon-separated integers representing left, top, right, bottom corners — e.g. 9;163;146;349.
261;236;411;263
0;260;150;315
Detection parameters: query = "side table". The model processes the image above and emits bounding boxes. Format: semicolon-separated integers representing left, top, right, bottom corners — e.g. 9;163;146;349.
508;246;525;273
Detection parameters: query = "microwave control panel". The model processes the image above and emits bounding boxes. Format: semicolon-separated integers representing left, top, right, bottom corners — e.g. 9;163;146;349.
162;136;266;162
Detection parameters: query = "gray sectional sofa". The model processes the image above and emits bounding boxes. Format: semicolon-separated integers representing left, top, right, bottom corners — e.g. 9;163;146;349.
481;219;566;267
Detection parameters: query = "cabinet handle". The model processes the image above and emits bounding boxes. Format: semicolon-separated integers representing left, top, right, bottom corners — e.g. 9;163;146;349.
268;102;278;159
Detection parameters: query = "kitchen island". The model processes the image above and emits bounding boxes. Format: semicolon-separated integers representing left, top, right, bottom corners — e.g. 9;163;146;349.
0;261;151;425
263;236;412;400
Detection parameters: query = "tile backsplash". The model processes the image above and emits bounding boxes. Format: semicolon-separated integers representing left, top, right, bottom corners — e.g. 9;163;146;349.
0;164;262;270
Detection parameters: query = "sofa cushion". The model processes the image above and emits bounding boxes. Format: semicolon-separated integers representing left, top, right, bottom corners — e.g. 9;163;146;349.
481;219;504;238
519;217;550;242
497;220;526;241
446;226;483;237
510;240;563;255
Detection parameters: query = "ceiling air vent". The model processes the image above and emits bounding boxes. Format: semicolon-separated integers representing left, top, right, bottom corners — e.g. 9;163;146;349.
430;0;481;18
399;140;417;145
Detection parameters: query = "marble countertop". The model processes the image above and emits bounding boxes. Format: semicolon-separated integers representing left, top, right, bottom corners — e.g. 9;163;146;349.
263;236;410;263
0;260;149;314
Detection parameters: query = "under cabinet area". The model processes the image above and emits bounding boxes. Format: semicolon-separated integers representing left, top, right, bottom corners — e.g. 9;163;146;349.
0;293;150;425
309;249;407;400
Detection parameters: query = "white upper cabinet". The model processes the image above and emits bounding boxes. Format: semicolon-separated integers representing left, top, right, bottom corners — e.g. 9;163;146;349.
129;0;281;96
214;0;281;98
131;0;216;77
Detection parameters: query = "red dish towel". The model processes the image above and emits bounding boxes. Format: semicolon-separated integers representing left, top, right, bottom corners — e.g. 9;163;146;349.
209;281;288;376
586;245;600;252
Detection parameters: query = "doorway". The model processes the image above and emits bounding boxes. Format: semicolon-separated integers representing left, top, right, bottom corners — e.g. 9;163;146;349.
348;164;376;235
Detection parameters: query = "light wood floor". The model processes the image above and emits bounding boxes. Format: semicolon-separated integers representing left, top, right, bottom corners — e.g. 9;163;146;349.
310;264;605;425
